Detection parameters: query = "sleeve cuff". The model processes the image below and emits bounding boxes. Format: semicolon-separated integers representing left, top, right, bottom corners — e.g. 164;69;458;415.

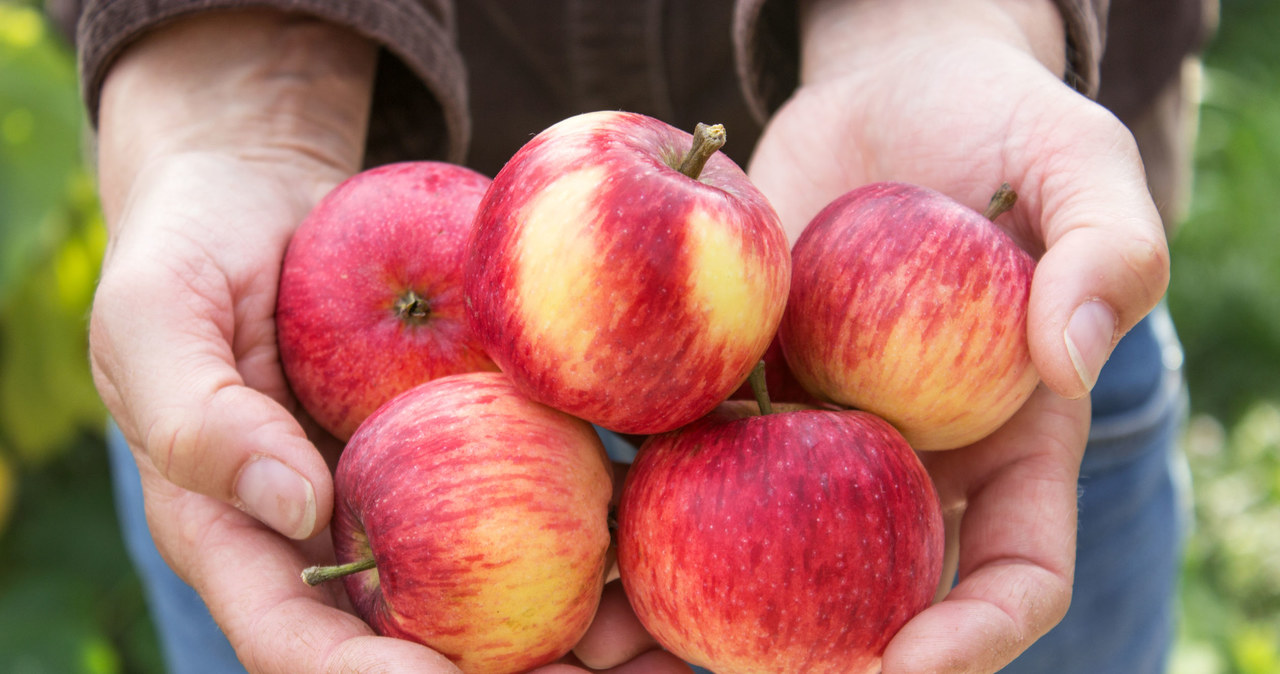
76;0;470;164
1052;0;1107;99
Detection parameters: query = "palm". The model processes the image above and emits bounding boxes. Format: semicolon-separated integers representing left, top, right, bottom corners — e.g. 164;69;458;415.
745;40;1143;671
749;39;1128;256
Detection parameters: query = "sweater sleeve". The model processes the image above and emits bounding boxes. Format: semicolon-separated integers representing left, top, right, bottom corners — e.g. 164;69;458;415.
732;0;1110;124
68;0;470;165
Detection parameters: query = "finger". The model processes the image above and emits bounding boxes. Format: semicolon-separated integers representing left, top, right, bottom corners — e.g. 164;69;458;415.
540;651;693;674
1023;104;1170;400
573;580;666;669
889;386;1090;673
91;253;332;540
138;460;461;674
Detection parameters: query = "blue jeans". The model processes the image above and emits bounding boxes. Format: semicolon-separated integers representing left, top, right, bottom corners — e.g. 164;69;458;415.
108;307;1189;674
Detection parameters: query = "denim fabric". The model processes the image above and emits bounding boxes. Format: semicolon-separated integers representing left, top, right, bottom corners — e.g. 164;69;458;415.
108;307;1189;674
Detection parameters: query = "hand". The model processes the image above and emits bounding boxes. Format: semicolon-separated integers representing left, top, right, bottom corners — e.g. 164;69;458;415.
746;0;1168;670
136;446;690;673
903;387;1090;673
90;9;375;541
89;12;688;671
749;0;1169;400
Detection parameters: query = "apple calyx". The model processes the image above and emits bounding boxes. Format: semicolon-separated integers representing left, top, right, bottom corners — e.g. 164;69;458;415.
676;122;727;180
746;360;774;416
391;289;434;327
300;557;377;586
982;182;1018;221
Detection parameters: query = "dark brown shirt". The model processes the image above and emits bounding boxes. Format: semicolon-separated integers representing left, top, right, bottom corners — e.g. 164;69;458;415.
51;0;1213;180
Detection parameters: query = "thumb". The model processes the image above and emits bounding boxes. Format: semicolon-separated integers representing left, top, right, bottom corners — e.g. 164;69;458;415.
90;257;333;541
1026;118;1170;400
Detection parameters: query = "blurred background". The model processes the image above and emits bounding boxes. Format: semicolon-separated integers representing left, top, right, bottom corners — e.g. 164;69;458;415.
0;0;1277;672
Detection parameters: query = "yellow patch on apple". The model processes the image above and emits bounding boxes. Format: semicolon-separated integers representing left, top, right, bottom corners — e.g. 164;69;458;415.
511;166;609;384
681;207;763;344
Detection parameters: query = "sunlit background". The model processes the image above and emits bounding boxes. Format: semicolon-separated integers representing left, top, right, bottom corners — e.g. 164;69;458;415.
1;0;1277;671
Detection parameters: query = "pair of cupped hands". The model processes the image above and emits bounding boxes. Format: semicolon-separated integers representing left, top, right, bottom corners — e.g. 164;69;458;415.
89;1;1168;672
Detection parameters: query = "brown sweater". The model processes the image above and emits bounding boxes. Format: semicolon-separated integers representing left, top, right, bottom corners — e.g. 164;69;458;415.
49;0;1212;186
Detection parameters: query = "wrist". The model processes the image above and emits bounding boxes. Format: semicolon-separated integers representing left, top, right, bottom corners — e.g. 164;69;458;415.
799;0;1067;85
97;9;376;219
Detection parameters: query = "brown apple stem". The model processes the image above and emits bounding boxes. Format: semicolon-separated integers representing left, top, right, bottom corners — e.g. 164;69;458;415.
394;290;431;325
301;557;377;586
983;183;1018;221
677;122;727;179
747;360;774;416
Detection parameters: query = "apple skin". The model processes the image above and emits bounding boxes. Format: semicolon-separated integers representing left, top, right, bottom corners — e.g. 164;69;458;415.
617;401;944;674
330;371;613;674
780;181;1039;451
276;161;499;440
464;110;791;435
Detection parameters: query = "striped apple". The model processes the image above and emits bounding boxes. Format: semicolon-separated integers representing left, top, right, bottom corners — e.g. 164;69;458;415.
465;111;790;435
617;392;944;674
780;181;1038;451
276;161;498;440
303;372;613;674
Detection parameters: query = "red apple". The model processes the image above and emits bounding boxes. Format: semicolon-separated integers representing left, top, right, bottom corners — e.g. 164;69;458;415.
464;111;791;435
277;161;499;440
780;181;1038;450
303;371;613;674
617;391;944;674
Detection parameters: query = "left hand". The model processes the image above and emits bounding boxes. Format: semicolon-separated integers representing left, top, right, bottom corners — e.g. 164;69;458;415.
749;0;1169;401
746;1;1168;670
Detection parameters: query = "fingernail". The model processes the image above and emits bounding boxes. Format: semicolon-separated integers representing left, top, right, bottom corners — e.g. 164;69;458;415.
1064;300;1117;393
235;457;317;540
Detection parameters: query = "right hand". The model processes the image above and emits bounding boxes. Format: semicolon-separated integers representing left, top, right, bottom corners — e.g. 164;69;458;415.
90;9;375;543
89;11;689;671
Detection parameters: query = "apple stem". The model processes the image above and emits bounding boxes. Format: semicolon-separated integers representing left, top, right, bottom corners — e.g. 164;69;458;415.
301;557;377;586
982;183;1018;221
677;123;727;180
394;290;431;325
747;360;774;416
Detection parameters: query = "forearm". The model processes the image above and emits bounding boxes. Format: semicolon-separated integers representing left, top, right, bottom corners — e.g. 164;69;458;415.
96;9;376;224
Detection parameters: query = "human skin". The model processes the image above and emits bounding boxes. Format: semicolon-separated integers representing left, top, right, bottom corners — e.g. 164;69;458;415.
86;1;1170;672
89;10;687;674
747;0;1167;671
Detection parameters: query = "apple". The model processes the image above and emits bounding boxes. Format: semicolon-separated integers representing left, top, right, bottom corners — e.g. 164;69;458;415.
464;111;791;435
616;370;945;674
302;371;613;674
780;181;1038;450
276;161;499;440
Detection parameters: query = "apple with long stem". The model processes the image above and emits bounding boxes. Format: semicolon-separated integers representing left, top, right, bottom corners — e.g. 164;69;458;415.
277;161;498;440
301;372;614;674
464;111;790;435
617;364;945;673
780;181;1038;450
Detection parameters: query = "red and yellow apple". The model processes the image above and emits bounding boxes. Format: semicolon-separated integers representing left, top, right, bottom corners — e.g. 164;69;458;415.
303;371;613;674
780;181;1038;450
464;111;790;435
276;161;498;440
617;393;944;674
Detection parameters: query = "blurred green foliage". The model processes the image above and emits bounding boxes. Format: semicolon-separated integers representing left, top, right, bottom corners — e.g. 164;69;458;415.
0;1;158;672
0;0;1277;672
1165;1;1280;672
1169;0;1280;427
0;0;106;463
